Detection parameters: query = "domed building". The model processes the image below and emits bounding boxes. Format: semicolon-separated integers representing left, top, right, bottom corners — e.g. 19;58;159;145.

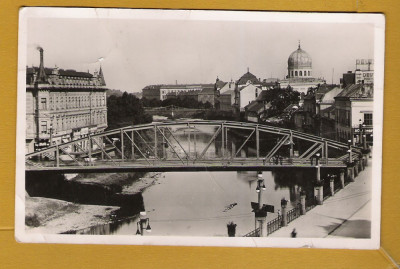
280;43;325;94
287;44;312;78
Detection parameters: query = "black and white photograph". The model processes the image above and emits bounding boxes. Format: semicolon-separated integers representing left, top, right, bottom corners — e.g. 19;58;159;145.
15;8;384;248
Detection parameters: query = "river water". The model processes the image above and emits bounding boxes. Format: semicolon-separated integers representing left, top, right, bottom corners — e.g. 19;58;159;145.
75;124;318;237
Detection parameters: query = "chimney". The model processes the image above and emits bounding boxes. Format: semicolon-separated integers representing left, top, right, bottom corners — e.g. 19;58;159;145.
37;47;47;83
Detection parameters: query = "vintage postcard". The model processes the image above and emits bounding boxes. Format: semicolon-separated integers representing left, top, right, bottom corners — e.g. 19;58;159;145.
15;8;385;248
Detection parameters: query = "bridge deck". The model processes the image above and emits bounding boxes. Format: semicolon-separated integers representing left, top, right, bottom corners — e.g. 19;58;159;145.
25;159;347;173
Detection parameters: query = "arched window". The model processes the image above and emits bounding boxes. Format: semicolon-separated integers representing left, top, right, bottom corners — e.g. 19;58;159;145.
308;71;311;76
299;71;302;76
291;71;294;77
295;71;298;76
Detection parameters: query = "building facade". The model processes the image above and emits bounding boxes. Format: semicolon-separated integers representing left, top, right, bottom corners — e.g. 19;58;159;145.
334;84;373;144
26;48;108;153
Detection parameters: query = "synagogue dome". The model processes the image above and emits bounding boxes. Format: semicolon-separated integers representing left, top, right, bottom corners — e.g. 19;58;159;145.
288;44;312;69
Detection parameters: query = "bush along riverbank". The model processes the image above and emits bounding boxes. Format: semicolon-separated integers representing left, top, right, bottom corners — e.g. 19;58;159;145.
25;171;162;234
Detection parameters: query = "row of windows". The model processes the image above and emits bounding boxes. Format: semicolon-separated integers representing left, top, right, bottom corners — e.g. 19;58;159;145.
291;70;311;77
40;112;106;134
40;94;106;110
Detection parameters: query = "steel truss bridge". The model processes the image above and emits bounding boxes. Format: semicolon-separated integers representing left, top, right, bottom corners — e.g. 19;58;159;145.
25;120;361;173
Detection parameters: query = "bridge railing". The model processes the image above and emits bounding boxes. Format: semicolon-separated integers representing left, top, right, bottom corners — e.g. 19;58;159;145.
243;227;260;237
267;215;282;235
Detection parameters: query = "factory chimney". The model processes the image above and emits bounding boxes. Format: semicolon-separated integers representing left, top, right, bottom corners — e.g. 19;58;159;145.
37;47;47;83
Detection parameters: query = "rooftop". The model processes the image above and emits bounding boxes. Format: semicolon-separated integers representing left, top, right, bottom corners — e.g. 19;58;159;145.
336;84;373;98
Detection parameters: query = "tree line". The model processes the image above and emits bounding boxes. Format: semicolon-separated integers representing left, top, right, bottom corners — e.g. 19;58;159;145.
107;91;152;129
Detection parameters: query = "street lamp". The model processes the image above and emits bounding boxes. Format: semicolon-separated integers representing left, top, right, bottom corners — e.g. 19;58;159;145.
315;153;320;165
49;123;53;146
136;211;151;236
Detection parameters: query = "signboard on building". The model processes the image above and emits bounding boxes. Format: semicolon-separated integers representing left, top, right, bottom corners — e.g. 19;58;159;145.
356;59;374;71
355;70;374;84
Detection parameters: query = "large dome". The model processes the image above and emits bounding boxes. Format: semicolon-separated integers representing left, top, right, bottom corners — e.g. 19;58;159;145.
288;45;312;69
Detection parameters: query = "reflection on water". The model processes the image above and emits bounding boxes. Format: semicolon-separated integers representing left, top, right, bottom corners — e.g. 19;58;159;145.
78;169;318;237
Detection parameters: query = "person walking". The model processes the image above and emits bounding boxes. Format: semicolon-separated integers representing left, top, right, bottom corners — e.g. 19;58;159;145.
291;228;297;238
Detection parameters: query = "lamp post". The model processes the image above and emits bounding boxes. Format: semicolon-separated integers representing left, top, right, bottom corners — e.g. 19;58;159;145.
347;139;353;163
49;123;53;146
255;171;266;236
362;124;367;150
358;119;363;146
136;211;151;236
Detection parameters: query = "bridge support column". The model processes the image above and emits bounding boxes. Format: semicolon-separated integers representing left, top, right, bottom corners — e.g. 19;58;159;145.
281;198;288;227
316;165;321;182
330;178;335;196
231;141;236;159
314;185;323;205
347;166;355;182
340;169;345;189
300;192;306;215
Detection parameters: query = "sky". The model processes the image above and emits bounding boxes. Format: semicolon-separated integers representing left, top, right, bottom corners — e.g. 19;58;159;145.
26;13;375;93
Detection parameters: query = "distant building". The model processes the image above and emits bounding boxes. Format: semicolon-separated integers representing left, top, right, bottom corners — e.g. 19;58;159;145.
142;83;214;101
142;85;163;100
301;84;342;136
26;48;108;153
216;81;235;111
340;59;374;88
244;90;274;123
234;71;264;111
279;43;325;94
198;87;217;107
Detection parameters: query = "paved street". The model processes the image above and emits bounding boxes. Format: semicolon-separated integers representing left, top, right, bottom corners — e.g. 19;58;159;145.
269;158;372;238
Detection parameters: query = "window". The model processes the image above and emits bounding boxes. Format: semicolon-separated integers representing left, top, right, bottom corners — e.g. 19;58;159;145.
291;71;294;77
364;113;373;125
308;71;311;76
41;98;47;110
295;71;298;76
41;121;47;134
299;71;302;76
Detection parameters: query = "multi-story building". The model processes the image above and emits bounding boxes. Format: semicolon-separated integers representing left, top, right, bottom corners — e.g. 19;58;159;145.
26;48;108;153
334;83;373;144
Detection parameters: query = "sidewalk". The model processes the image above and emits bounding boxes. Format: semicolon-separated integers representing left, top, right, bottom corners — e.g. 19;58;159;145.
269;159;372;238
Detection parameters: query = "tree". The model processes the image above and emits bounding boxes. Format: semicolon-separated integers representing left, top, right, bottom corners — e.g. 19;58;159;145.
263;86;300;116
107;92;152;129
